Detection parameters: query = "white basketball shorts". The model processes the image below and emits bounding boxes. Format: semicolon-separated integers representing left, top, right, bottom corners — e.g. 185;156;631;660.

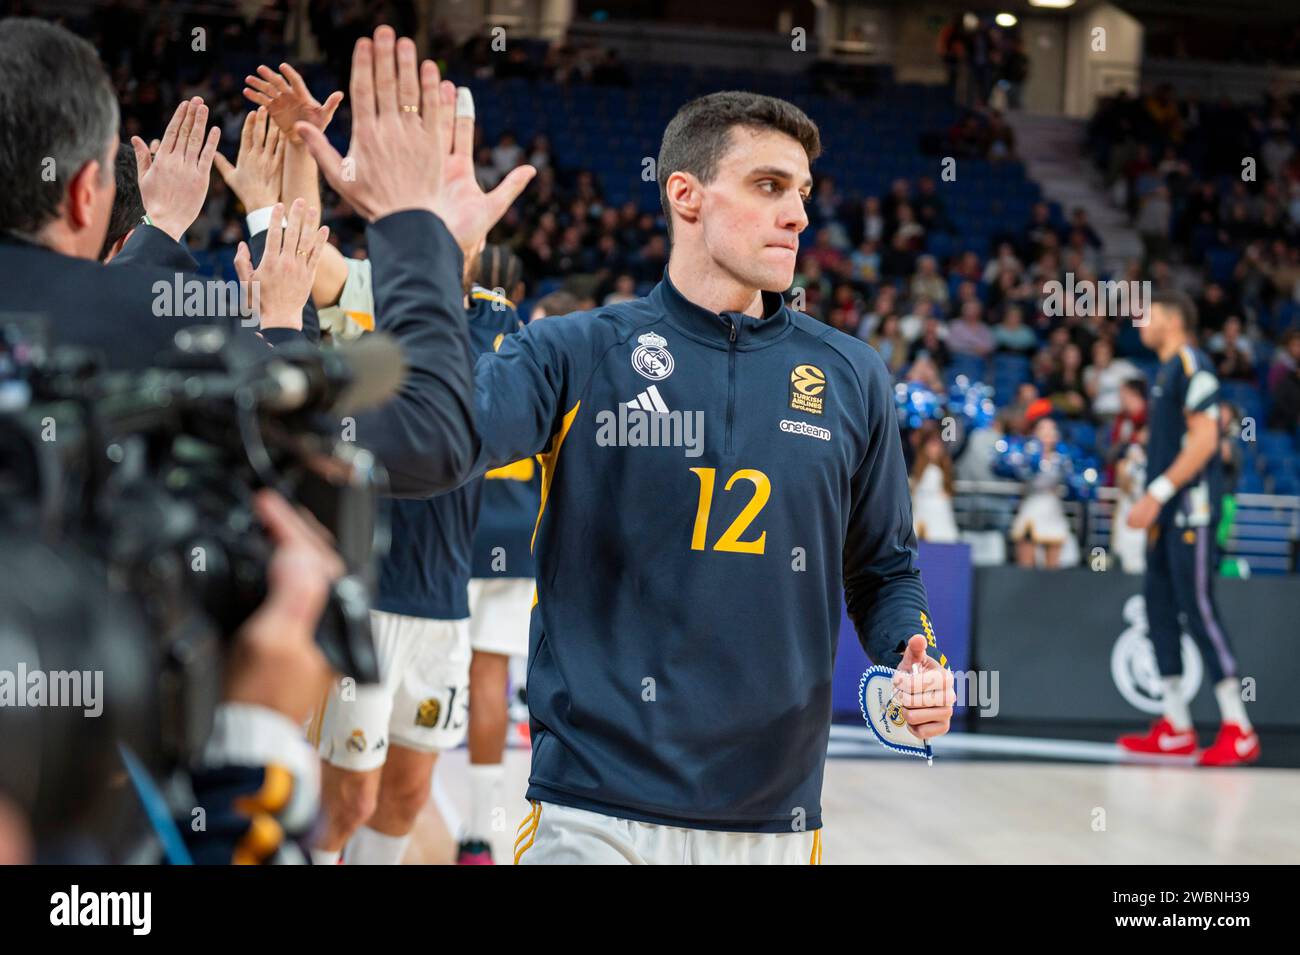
513;802;823;865
313;609;471;771
467;577;534;657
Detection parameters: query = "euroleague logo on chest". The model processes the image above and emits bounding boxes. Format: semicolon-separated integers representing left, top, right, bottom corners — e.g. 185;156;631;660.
789;363;825;415
631;331;675;380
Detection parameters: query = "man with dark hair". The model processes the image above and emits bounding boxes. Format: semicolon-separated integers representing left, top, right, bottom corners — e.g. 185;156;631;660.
476;244;523;302
100;143;146;261
441;90;953;863
0;19;120;249
1120;292;1260;765
4;17;524;501
530;289;580;321
656;90;822;243
0;18;302;355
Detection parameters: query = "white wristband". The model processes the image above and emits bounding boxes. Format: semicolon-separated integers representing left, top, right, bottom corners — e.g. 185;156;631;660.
1148;474;1176;505
245;206;289;237
245;205;276;237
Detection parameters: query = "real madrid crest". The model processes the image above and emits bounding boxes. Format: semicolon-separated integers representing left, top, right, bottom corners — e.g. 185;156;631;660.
631;331;674;381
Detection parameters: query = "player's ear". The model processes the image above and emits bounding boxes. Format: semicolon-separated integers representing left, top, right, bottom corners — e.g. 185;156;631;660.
665;170;702;232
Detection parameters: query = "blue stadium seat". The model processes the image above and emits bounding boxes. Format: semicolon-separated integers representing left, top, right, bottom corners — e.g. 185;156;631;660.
1238;471;1266;494
1259;431;1295;457
1270;474;1300;496
1205;247;1239;285
1067;422;1098;453
948;355;987;383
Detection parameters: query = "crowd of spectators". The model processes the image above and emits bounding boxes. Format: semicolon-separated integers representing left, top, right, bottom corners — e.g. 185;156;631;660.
1088;84;1300;433
38;2;1300;492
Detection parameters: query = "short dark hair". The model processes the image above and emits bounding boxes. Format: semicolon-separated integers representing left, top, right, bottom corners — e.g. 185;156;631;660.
1121;376;1148;401
657;91;821;242
534;290;580;318
476;244;523;296
100;143;144;259
0;19;119;238
1151;289;1198;332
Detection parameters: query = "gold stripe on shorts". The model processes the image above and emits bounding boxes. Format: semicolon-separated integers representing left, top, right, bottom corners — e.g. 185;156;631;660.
514;801;541;864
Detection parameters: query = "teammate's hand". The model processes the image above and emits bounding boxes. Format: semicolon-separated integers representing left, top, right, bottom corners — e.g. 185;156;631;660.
223;491;341;724
131;97;221;243
233;198;330;331
243;62;344;145
1126;494;1160;530
296;26;446;222
892;634;955;741
427;81;535;259
213;107;285;212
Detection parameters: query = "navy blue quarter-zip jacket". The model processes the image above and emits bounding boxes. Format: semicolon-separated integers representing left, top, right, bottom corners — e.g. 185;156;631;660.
467;271;938;832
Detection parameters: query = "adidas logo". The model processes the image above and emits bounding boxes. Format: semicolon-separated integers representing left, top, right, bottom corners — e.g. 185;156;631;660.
595;384;703;458
623;384;669;413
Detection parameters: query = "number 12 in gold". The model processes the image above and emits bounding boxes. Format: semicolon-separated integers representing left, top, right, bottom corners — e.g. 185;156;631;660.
689;467;770;555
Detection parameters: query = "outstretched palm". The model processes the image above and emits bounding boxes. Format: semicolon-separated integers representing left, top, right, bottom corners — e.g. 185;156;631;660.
244;63;344;143
429;83;535;257
296;27;533;245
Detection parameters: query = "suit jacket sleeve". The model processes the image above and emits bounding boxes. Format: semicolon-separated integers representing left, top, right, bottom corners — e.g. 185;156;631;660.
342;210;476;497
110;224;200;272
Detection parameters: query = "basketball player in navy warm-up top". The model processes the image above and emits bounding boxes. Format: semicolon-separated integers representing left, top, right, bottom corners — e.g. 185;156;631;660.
1120;291;1260;766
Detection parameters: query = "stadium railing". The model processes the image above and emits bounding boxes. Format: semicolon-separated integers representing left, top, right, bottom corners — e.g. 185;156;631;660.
949;480;1300;574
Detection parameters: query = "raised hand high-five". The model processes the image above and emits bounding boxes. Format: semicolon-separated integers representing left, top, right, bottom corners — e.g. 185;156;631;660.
213;107;285;212
891;634;956;741
295;25;533;254
428;80;536;260
243;62;344;145
131;97;222;243
294;27;445;223
233;198;330;331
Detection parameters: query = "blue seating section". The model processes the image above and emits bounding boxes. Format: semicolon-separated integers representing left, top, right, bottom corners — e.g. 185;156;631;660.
448;64;1040;253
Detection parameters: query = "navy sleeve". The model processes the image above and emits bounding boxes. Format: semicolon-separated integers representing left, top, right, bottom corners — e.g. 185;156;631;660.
109;225;296;354
259;327;308;347
842;349;938;668
185;764;305;865
110;223;199;272
468;312;591;479
346;211;476;497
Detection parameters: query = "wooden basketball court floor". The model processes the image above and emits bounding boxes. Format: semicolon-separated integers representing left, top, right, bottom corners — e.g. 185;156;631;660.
410;730;1300;864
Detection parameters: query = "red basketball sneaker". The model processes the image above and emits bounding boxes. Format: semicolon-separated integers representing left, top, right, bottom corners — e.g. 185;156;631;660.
1197;723;1261;766
1117;718;1197;756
